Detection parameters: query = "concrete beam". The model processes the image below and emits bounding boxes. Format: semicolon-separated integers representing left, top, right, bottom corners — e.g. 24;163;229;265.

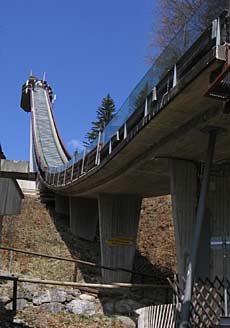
0;171;36;180
17;180;36;196
0;159;29;172
69;197;98;241
98;194;141;283
0;159;36;180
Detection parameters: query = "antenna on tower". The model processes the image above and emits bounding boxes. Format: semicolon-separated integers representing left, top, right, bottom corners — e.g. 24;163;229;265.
42;72;46;81
29;69;33;77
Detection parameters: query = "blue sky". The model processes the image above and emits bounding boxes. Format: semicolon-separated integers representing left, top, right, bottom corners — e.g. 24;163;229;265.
0;0;159;160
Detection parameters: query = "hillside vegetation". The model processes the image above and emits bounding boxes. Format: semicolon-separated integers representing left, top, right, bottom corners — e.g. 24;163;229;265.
0;196;176;281
0;196;176;327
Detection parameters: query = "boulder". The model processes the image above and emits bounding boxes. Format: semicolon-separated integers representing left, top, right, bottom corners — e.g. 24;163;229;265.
116;316;136;328
67;289;81;297
115;299;141;314
41;302;64;313
50;290;67;303
79;294;95;301
17;289;33;301
22;282;37;294
6;299;28;311
66;299;96;315
0;296;11;304
33;289;67;305
102;300;115;315
66;294;75;302
33;290;51;305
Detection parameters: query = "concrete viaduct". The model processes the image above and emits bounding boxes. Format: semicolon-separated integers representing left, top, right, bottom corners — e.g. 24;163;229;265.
15;7;230;326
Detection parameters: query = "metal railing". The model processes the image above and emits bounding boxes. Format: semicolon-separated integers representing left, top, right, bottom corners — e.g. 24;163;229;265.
0;245;172;316
38;10;229;188
0;245;169;282
0;275;18;316
25;3;230;193
0;273;170;316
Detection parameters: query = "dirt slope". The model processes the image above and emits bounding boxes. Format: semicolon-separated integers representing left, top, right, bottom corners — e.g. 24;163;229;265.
0;196;176;280
138;196;176;273
0;195;177;328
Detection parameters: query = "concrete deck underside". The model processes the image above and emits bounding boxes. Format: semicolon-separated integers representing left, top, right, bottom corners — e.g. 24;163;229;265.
46;54;230;198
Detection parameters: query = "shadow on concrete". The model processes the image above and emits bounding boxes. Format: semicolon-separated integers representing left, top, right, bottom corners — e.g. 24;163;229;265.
98;253;173;316
132;250;174;285
47;203;101;284
46;202;174;316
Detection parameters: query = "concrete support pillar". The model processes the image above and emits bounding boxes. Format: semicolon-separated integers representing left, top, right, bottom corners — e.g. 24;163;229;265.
0;178;22;215
170;160;198;284
208;166;230;280
171;159;212;285
69;197;98;241
55;194;69;216
98;194;142;283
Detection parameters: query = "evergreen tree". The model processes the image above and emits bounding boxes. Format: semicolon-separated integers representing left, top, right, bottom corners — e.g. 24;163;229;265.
84;94;116;146
133;84;149;112
84;120;101;147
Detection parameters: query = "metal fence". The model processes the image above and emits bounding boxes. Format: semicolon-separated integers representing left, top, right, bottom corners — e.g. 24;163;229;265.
172;276;230;327
136;303;180;328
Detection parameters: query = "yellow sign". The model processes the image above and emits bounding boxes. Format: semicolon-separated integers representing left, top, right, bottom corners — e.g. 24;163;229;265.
105;236;135;247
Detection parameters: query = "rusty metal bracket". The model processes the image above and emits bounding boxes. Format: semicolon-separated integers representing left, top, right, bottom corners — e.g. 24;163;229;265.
204;45;230;99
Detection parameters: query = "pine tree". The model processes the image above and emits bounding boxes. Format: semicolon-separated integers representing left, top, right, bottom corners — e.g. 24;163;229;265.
84;121;101;147
84;94;116;146
133;84;149;112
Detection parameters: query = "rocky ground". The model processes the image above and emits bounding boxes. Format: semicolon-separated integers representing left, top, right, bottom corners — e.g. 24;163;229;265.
0;196;177;327
0;282;138;327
